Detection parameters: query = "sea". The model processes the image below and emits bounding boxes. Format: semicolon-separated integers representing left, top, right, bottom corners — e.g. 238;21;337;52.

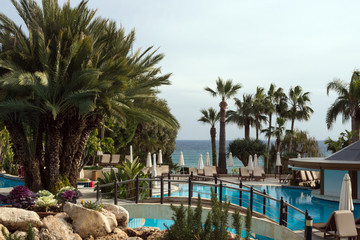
171;140;330;172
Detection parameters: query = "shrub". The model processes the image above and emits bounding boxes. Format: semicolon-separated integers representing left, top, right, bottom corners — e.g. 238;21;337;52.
25;224;35;240
1;227;21;240
83;166;103;170
51;175;72;195
81;200;103;211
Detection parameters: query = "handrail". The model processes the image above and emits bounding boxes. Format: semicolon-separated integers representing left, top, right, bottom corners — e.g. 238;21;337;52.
95;173;310;231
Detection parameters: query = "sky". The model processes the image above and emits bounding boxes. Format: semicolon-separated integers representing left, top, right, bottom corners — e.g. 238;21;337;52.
3;0;360;141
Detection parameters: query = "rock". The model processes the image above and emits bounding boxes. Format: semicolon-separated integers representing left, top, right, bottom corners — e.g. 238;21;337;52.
126;237;142;240
123;227;138;237
133;227;160;240
146;230;166;240
63;202;117;238
39;228;57;240
42;213;81;240
0;224;9;240
13;231;26;240
102;204;129;227
0;207;42;231
94;228;128;240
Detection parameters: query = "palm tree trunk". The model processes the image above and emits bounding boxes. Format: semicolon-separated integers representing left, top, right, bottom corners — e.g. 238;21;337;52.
218;101;227;174
210;126;217;166
266;113;272;173
288;117;295;152
255;116;259;140
276;137;281;153
245;121;250;140
352;116;360;142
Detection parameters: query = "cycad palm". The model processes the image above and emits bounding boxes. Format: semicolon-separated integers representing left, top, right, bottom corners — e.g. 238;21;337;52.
287;86;313;152
227;94;255;140
326;71;360;142
205;78;241;173
198;108;220;166
0;0;178;190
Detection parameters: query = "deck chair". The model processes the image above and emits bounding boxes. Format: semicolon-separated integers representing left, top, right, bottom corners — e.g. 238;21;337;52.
306;171;314;181
141;167;150;175
312;171;320;180
211;166;217;177
111;154;120;166
239;167;250;181
334;210;358;239
300;171;308;182
159;165;169;177
203;166;213;180
189;167;198;175
198;169;204;176
253;167;265;181
98;154;111;166
313;211;337;238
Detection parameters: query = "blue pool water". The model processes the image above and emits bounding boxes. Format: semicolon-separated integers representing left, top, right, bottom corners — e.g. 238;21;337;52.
0;174;24;188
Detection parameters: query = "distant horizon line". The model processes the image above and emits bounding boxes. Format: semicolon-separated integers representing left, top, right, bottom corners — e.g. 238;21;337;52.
176;139;327;142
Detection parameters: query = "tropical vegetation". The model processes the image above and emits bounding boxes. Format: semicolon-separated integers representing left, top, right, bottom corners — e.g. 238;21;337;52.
0;0;179;191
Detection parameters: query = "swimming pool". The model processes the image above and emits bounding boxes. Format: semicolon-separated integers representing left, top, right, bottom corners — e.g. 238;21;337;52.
167;183;360;230
0;174;24;188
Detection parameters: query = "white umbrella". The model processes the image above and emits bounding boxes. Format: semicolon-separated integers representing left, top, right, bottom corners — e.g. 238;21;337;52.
179;152;185;174
205;152;211;166
253;154;258;168
158;150;163;165
276;152;282;167
152;153;157;177
247;155;254;172
297;153;301;158
228;152;234;167
339;173;354;211
146;152;152;168
130;145;133;163
198;154;204;170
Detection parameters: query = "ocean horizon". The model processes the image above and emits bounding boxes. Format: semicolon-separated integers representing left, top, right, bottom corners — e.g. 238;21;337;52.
171;140;330;171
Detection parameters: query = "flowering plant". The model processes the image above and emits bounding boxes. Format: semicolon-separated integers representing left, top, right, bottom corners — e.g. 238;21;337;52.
2;186;37;208
35;196;57;212
57;186;82;203
37;190;54;198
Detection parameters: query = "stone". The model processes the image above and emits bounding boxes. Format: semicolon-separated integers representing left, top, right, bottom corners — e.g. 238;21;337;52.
123;227;138;237
63;202;117;238
42;213;82;240
0;224;9;240
94;228;128;240
126;238;142;240
102;204;129;227
133;227;160;240
146;230;166;240
0;207;42;231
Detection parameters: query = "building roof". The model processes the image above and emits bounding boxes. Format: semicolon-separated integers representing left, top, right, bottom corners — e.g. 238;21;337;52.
289;140;360;170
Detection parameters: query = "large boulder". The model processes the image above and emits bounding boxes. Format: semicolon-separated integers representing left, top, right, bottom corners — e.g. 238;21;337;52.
42;213;81;240
0;207;42;231
63;202;117;238
102;204;129;227
133;227;160;240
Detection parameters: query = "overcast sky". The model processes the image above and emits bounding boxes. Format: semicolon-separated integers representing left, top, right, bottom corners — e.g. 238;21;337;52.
3;0;360;141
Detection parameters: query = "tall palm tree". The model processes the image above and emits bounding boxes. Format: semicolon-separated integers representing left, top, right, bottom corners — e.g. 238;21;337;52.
227;94;255;140
205;78;241;173
0;0;179;190
198;108;220;166
287;86;313;152
326;71;360;142
263;84;285;172
253;87;267;140
273;118;286;153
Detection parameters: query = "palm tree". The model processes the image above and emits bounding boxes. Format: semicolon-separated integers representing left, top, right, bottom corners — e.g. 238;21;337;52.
263;84;285;173
273;118;286;153
0;0;179;190
326;71;360;142
253;87;267;140
205;78;241;173
198;108;220;166
227;94;255;140
286;86;314;152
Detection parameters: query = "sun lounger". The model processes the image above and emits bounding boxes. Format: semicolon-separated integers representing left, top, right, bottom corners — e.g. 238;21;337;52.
198;169;204;175
159;165;169;177
300;170;308;182
111;154;120;165
98;154;111;166
211;166;217;177
312;171;320;180
253;167;265;181
313;210;358;239
141;167;150;175
239;167;250;181
203;166;214;180
189;167;198;175
306;171;314;181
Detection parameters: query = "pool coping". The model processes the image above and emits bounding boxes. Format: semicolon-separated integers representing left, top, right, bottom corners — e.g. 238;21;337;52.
311;189;360;204
0;172;24;182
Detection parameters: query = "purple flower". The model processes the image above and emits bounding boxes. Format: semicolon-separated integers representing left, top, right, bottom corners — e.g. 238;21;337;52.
4;186;36;209
61;190;77;201
9;186;32;199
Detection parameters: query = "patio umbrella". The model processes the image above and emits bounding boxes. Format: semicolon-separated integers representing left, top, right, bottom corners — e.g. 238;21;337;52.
297;153;301;158
158;150;163;165
253;154;258;168
179;152;185;173
339;173;354;211
198;154;204;170
228;152;234;167
276;152;282;167
205;152;211;166
130;145;133;163
152;153;157;177
146;152;152;168
247;155;254;172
